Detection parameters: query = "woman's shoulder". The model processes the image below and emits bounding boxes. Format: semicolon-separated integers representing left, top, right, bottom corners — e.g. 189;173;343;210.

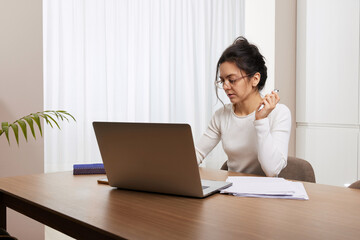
274;103;290;113
214;103;232;115
269;103;291;121
211;104;233;121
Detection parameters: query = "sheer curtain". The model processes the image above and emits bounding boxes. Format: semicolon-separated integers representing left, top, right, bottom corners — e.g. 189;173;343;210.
43;0;244;172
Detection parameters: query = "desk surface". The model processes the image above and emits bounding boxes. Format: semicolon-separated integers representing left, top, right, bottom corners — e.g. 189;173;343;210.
0;168;360;240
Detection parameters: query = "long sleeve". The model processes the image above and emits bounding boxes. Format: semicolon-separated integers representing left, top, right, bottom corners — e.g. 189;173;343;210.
195;111;222;164
254;105;291;177
195;103;291;175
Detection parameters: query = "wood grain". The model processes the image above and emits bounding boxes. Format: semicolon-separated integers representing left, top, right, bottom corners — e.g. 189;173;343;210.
0;168;359;239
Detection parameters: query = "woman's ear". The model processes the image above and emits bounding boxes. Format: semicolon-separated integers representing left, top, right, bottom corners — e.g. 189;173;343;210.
252;72;261;87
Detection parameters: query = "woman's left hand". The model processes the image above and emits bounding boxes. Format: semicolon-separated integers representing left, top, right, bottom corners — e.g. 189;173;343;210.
255;90;280;120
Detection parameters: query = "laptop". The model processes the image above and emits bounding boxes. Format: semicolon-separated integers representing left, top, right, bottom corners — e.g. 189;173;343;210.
93;122;232;198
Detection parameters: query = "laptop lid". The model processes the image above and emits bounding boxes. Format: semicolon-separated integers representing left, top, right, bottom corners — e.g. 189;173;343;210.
93;122;231;198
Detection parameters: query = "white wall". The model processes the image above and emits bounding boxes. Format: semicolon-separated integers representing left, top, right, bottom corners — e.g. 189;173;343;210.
245;0;276;95
296;0;359;186
245;0;296;156
0;0;44;239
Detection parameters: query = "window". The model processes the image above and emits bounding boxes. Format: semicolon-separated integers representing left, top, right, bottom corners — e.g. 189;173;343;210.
43;0;244;172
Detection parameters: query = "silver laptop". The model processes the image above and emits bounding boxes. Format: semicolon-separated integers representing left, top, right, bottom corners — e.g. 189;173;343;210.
93;122;232;198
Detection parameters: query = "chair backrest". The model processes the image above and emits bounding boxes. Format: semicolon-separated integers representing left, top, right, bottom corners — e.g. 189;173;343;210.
348;180;360;189
220;156;316;183
220;161;228;171
278;156;316;183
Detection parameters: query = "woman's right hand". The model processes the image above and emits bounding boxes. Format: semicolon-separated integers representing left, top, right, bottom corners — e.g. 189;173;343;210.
255;90;280;120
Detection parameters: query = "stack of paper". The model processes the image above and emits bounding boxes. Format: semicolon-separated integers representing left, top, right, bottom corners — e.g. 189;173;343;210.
221;176;309;200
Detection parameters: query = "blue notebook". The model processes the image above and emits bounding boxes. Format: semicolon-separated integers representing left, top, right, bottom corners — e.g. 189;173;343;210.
73;163;106;175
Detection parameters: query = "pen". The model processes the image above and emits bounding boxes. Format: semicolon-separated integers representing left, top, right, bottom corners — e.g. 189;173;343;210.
258;89;279;111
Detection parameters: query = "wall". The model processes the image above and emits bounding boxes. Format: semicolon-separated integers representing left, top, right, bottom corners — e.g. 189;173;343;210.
0;0;44;239
245;0;297;156
245;0;275;95
275;0;296;156
0;0;297;238
296;0;359;186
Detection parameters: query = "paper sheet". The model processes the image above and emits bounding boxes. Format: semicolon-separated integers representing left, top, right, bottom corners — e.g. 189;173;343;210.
220;176;309;200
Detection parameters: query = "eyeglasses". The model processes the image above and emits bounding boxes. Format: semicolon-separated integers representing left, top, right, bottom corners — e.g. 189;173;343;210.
215;73;253;89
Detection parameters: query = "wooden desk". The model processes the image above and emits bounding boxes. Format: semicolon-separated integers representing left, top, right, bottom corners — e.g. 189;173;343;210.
0;168;359;240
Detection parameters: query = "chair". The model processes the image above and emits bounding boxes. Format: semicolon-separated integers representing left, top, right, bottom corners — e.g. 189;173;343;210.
0;228;17;240
221;156;316;183
348;180;360;189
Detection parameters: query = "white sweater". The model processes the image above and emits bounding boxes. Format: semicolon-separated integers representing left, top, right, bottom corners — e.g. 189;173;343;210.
195;103;291;177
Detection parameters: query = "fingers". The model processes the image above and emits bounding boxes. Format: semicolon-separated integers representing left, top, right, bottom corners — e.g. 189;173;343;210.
272;90;280;103
264;91;280;105
256;91;280;115
256;91;280;120
257;103;264;111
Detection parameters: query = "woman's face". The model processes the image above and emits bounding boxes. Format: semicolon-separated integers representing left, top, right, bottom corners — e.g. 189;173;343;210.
219;61;259;104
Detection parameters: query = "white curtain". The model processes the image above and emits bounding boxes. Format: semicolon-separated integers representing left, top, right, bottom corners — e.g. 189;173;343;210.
43;0;244;172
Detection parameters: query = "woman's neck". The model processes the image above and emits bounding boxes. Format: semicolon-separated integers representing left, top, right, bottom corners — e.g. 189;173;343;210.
233;90;262;116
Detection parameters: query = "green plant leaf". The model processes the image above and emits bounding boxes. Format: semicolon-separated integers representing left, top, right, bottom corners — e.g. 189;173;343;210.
53;111;63;121
31;113;42;137
39;114;53;128
24;116;36;139
43;113;60;129
58;113;64;121
16;120;28;141
50;111;60;120
56;110;76;122
62;112;76;122
10;124;19;146
2;122;10;145
60;114;69;122
44;110;61;121
2;110;75;146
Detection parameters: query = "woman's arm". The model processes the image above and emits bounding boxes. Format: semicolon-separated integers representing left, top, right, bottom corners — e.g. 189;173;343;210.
254;105;291;177
195;112;222;164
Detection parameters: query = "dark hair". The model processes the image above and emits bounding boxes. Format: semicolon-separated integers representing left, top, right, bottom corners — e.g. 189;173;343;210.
215;36;267;102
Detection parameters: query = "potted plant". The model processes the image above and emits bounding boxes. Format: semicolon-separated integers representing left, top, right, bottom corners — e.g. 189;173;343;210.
0;110;75;145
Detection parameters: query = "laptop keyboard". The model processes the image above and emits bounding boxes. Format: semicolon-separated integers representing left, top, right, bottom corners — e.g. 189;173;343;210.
202;186;209;190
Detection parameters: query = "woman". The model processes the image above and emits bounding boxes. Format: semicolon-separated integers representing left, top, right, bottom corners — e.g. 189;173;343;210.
195;36;291;177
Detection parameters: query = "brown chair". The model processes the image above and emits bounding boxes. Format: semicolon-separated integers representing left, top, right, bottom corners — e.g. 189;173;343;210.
221;156;316;183
220;161;228;171
349;180;360;189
